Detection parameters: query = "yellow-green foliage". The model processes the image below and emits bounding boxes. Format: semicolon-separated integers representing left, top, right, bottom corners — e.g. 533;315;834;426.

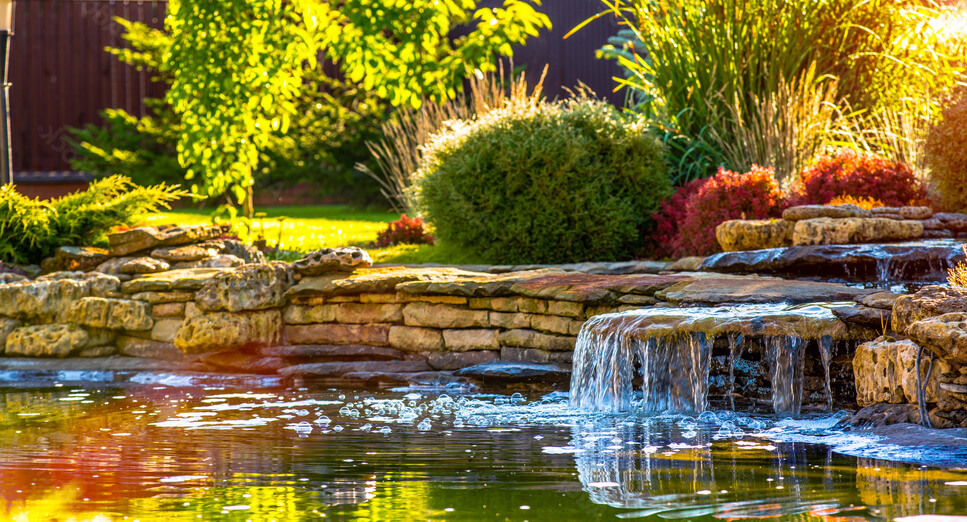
0;176;186;265
926;88;967;213
948;246;967;288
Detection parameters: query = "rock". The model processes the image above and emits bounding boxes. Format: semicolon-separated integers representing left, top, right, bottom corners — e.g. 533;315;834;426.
0;318;19;353
497;329;575;351
218;240;266;265
858;292;904;310
0;273;120;322
531;314;584;335
791;217;923;246
715;219;793;252
150;244;219;262
128;291;195;304
920;218;944;230
388;326;444;352
282;304;338;324
489;311;533;329
283;323;390;346
935;212;967;223
899;206;933;220
853;337;951;405
119;257;170;274
77;345;118;357
195;262;292;312
116;336;199;362
702;243;963;282
198;350;283;374
290;247;372;276
403;302;489;328
5;324;89;357
41;246;110;273
850;404;922;427
172;254;245;270
68;297;153;331
656;277;872;305
783;204;871;221
334;303;404;324
151;318;183;342
667;257;706;272
0;273;27;285
892;286;967;334
428;350;499;370
397;269;567;298
907;313;967;363
152;302;185;317
924;229;955;239
174;310;282;354
500;346;573;364
442;329;500;351
120;268;234;294
287;267;488;298
453;360;570;384
508;273;694;303
831;306;890;330
260;344;407;361
108;224;230;257
277;360;432;378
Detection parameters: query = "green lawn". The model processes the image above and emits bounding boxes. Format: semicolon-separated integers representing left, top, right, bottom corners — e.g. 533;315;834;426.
146;205;483;265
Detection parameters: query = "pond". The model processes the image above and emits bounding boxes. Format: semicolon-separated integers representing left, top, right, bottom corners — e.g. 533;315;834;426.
2;374;967;521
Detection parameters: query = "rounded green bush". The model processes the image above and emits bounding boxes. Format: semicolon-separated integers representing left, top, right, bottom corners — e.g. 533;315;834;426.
410;98;671;264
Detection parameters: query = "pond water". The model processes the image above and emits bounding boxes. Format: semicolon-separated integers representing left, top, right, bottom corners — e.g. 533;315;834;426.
2;375;967;521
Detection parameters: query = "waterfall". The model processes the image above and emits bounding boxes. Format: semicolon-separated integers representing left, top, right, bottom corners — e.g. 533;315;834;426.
570;304;846;415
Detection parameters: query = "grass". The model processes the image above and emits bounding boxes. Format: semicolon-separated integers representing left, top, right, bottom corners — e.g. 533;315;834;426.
144;205;484;265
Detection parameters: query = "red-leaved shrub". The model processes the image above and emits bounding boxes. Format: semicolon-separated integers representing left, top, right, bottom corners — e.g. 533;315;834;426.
375;214;435;248
789;149;926;207
650;178;709;259
672;165;787;257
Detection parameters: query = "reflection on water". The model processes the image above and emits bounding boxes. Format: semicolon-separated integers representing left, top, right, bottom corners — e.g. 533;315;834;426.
1;380;966;520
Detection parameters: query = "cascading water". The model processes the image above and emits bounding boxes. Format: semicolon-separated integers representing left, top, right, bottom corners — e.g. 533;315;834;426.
570;304;850;416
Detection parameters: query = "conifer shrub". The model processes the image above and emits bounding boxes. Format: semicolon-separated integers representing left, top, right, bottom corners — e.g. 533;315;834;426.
788;149;925;207
412;98;671;264
925;89;967;213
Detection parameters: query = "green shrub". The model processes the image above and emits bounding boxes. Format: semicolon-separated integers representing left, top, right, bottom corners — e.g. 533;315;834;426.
0;176;186;265
411;97;671;264
926;88;967;213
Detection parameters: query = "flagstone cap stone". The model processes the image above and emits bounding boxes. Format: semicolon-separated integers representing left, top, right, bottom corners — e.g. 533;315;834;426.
120;267;235;294
108;223;231;257
286;266;489;297
290;247;373;276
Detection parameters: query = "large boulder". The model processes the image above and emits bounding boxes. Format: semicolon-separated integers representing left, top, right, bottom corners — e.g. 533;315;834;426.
108;224;230;257
892;286;967;334
290;247;372;276
782;204;870;221
0;272;120;322
715;219;793;252
174;310;282;354
195;262;293;312
853;337;951;406
791;217;923;246
5;324;89;357
68;297;153;331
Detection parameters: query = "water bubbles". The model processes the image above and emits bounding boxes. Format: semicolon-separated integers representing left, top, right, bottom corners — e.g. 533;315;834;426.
378;426;392;434
510;393;526;405
417;419;432;431
284;421;312;436
333;425;344;432
713;421;744;440
314;415;331;425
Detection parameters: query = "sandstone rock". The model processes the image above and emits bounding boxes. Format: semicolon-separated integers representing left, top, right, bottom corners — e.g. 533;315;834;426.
5;324;88;357
260;344;406;361
120;268;234;294
453;360;570;384
616;294;660;306
899;206;933;220
397;294;467;305
509;273;693;303
791;218;923;246
402;302;489;328
217;240;266;265
77;346;118;357
715;219;793;252
93;256;135;276
195;262;292;313
360;293;399;304
283;323;389;346
907;313;967;363
0;273;27;285
199;350;283;374
69;297;153;331
172;254;245;270
920;218;944;230
850;404;922;427
831;306;890;330
287;267;487;297
151;317;183;342
858;292;904;310
396;269;565;298
853;337;951;405
783;204;871;221
442;329;499;351
290;247;372;276
282;304;338;324
0;318;19;353
116;335;198;361
428;350;498;370
41;246;110;273
388;326;444;352
0;273;120;322
119;257;170;274
935;212;967;223
174;310;282;354
500;346;573;364
497;329;575;351
108;224;230;257
656;277;872;306
150;244;219;262
334;303;404;324
152;302;185;317
531;315;583;336
667;256;706;272
489;311;532;329
278;360;431;378
128;291;195;304
892;286;967;334
924;229;955;239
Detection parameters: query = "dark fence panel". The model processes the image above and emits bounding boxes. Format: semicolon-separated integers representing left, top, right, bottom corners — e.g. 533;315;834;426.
11;0;166;173
10;0;623;173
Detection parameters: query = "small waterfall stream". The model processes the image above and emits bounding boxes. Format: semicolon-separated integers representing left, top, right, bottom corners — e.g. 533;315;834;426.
570;304;849;416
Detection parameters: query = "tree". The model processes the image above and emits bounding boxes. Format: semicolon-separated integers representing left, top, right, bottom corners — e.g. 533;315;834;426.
162;0;550;216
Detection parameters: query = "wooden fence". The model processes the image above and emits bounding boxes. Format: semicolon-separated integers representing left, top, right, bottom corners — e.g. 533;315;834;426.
11;0;624;173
